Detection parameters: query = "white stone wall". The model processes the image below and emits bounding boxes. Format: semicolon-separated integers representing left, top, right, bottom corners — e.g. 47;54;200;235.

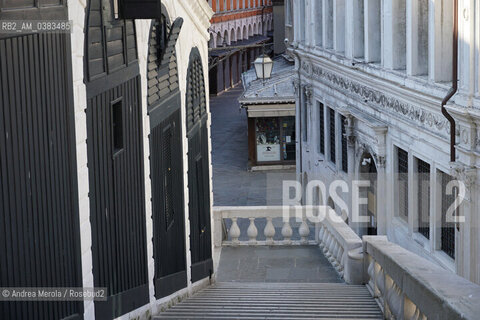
289;0;480;284
67;0;214;319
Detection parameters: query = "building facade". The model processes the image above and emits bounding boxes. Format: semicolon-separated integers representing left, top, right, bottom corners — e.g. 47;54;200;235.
207;0;274;94
287;0;480;284
0;1;214;319
239;56;296;169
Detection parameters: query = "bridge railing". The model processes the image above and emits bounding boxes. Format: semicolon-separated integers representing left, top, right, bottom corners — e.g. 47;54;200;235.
212;206;316;247
212;205;363;284
363;236;480;319
317;214;364;284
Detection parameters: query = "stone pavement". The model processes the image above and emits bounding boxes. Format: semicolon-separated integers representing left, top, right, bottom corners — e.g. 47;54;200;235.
216;246;343;283
210;86;296;206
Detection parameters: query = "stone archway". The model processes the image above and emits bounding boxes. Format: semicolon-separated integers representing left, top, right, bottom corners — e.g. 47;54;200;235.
359;152;377;236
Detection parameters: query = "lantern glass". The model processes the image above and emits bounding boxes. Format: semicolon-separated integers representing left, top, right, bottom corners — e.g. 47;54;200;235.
254;54;274;79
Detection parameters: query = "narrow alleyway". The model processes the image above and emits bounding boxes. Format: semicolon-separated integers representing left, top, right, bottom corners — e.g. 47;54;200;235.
210;86;296;206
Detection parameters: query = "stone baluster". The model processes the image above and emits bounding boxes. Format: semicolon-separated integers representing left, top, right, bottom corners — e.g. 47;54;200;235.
320;228;329;248
367;257;376;296
299;218;310;244
335;246;344;270
328;241;339;262
318;225;325;247
281;220;293;244
375;262;385;300
229;217;241;245
385;275;403;319
404;296;426;320
264;217;275;245
247;218;258;245
323;233;333;254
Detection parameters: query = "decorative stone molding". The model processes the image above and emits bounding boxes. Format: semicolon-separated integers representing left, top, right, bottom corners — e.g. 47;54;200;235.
451;163;477;190
306;63;450;137
292;79;300;96
373;154;386;169
304;85;313;104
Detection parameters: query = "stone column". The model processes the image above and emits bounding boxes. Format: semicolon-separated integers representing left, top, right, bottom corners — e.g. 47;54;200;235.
383;0;406;69
450;164;478;282
345;115;356;225
374;154;387;235
333;0;345;53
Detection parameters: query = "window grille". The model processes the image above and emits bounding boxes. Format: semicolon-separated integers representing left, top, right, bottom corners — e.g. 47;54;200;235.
329;107;336;164
440;171;456;259
319;103;324;155
397;148;408;221
417;159;430;239
341;115;347;172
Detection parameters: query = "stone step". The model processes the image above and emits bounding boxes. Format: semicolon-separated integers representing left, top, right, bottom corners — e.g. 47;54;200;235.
155;282;383;319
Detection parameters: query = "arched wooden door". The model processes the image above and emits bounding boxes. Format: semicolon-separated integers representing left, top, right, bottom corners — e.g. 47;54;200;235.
186;48;213;282
147;15;187;298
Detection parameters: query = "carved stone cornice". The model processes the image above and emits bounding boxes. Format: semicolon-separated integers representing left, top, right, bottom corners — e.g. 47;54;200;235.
306;63;450;137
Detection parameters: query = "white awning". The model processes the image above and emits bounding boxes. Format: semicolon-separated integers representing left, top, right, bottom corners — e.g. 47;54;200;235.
246;104;296;118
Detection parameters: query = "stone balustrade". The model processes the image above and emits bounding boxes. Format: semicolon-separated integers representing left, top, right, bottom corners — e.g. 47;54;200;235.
317;212;364;285
213;206;316;247
363;236;480;320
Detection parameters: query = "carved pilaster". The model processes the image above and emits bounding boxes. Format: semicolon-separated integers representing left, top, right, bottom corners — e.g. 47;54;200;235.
304;85;313;105
451;163;477;191
292;79;300;96
373;154;386;169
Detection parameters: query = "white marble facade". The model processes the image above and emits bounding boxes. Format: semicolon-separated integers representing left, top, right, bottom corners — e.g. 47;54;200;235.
288;0;480;284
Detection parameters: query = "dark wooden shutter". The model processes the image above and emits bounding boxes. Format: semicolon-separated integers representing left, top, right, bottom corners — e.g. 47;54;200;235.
0;2;83;319
147;16;188;299
186;48;213;282
84;1;149;318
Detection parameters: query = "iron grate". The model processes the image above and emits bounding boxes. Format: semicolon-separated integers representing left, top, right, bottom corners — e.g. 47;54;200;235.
397;148;409;221
329;107;336;164
319;102;325;155
441;171;456;259
341;115;347;173
417;159;430;239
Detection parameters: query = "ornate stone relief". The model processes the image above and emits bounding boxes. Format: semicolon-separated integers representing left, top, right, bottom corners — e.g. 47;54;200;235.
306;63;450;137
292;80;300;96
304;85;313;104
451;163;478;190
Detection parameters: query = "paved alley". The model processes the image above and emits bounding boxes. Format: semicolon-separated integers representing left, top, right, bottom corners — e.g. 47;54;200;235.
210;86;296;206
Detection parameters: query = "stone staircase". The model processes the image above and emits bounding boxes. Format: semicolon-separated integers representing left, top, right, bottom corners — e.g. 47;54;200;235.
155;282;383;319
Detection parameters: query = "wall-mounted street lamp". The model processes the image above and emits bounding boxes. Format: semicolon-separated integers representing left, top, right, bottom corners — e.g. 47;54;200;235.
254;54;273;80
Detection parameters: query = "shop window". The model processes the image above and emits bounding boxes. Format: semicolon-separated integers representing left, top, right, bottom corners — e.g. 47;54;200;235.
397;147;409;221
417;158;430;239
255;117;295;163
319;102;324;155
440;171;456;259
341;115;347;172
329;107;336;164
